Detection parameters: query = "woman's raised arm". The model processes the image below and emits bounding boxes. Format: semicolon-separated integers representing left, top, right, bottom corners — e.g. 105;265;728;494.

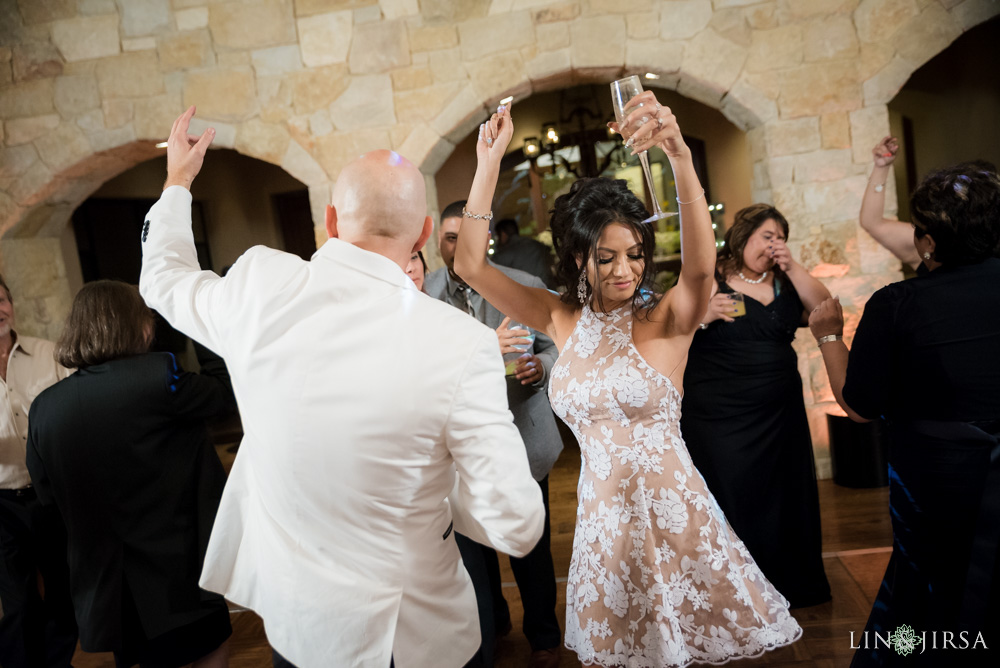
454;106;565;339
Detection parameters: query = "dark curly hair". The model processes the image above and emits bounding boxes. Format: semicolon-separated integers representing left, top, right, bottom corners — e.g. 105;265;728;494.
549;178;657;314
715;204;789;281
911;162;1000;266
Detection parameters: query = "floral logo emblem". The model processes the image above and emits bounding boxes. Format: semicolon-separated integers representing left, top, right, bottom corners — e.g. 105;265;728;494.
890;624;922;656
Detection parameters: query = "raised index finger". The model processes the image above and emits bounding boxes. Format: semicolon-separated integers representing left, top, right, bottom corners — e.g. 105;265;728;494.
172;105;197;141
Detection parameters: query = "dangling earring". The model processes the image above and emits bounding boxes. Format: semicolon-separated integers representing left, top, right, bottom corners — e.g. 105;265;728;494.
576;268;589;304
923;252;932;260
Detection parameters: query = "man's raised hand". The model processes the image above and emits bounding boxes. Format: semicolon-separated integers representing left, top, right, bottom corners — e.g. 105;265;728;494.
164;105;215;191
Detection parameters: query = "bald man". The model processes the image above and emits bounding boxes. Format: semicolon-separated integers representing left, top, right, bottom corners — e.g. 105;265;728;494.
139;107;544;668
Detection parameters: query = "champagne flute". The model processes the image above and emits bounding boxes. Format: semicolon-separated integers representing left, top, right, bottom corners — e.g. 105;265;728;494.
610;75;677;223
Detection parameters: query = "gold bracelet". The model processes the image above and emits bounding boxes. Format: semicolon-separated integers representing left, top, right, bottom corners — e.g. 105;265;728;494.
461;207;493;222
676;189;705;206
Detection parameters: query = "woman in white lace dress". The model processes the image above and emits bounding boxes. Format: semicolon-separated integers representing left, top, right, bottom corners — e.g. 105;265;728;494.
455;99;801;667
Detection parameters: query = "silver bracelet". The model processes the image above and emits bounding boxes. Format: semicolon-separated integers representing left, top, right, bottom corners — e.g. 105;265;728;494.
461;207;493;222
699;323;708;330
676;189;705;206
817;334;842;347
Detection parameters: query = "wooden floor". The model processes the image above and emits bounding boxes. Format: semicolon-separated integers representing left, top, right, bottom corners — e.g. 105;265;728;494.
74;443;892;667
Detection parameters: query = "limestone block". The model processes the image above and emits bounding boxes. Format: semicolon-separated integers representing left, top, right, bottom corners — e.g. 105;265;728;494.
393;83;460;123
158;30;214;70
459;12;533;62
861;55;913;107
525;48;570;83
309;110;333;137
534;22;569;51
682;29;748;93
391;65;433;91
15;0;75;25
183;68;258;122
349;19;410;74
770;184;803;216
848;105;889;165
132;94;179;139
236;119;291;164
294;0;376;17
260;81;294;124
123;37;158;52
712;0;763;7
420;0;489;24
210;1;297;49
428;47;467;82
709;7;751;47
893;2;961;68
768;156;794;187
465;52;529;106
0;62;11;87
52;74;98;119
746;2;778;29
777;0;859;19
176;7;209;31
792;148;852;183
102;99;133;128
5;115;60;146
50;14;120;63
0;79;55;118
315;128;391;178
820;112;850;149
747;24;803;72
78;0;117;14
117;0;170;37
329;75;396;131
251;45;303;78
753;161;770;191
799;175;867;224
389;123;412;150
85;124;136;152
217;51;251;67
570;15;625;70
587;0;654;12
855;41;894;82
281;138;328;186
12;42;63;82
950;0;1000;31
354;5;381;23
625;41;683;75
720;76;779;130
659;0;712;41
408;24;459;52
189;117;236;148
765;117;821;157
746;125;766;161
34;121;92;173
532;3;578;23
625;12;658;40
939;0;964;9
381;0;419;20
96;52;164;100
430;83;484;142
854;0;919;43
803;15;859;62
778;61;861;119
398;124;453;174
0;145;40;190
291;64;350;114
297;11;353;66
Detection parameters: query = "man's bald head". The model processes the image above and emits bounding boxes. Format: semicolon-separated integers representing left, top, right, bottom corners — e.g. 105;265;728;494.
330;150;427;246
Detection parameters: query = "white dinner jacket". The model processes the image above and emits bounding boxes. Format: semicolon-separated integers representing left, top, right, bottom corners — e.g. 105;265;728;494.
139;186;544;668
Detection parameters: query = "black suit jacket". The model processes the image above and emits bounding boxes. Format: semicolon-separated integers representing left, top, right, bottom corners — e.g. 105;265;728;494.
26;351;233;651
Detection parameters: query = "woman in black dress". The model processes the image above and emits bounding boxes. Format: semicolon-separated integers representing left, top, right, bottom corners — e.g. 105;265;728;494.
26;281;234;668
810;164;1000;666
681;204;832;608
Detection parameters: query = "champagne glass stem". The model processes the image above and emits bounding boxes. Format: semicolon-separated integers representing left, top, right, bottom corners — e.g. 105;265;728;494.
637;150;664;217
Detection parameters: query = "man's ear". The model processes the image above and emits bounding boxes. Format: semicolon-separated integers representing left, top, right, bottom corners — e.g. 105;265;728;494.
325;204;338;239
413;215;433;252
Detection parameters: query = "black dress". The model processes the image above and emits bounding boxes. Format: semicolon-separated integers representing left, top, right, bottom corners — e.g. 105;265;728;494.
681;278;831;608
844;258;1000;667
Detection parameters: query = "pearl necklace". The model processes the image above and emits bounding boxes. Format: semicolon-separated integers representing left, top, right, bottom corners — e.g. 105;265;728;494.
738;270;768;285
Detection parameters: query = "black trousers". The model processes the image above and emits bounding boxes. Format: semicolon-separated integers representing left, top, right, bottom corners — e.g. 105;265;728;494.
274;648;485;667
0;488;78;668
482;475;561;651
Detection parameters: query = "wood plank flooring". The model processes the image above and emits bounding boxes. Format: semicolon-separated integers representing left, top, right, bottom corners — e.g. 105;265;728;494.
74;443;892;667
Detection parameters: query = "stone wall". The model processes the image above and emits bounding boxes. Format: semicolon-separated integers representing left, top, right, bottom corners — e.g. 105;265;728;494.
1;0;998;475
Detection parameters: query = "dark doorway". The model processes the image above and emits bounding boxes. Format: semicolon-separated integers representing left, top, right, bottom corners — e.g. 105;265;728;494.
272;190;316;261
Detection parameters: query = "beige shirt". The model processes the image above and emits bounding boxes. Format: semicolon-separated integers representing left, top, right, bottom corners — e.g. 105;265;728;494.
0;334;71;489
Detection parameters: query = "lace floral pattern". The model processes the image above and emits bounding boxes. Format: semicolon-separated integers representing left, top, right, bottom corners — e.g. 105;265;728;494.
549;306;802;667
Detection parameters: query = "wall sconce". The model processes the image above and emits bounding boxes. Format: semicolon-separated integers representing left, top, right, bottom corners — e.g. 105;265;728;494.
523;136;540;159
542;123;559;148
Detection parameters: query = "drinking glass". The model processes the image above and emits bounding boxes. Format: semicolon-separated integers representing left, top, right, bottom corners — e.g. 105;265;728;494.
503;321;535;376
610;75;677;224
730;292;746;318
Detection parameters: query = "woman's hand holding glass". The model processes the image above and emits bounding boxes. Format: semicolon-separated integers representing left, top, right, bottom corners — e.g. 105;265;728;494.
703;293;742;324
608;90;688;159
477;103;514;166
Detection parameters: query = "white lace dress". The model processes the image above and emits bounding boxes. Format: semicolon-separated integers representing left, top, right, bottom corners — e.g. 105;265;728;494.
548;305;802;667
